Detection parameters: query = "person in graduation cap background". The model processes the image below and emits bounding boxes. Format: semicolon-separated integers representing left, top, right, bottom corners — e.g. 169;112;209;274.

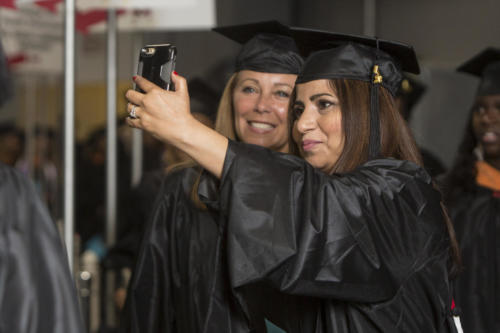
442;47;500;333
0;38;84;333
125;25;461;332
395;75;447;177
120;21;303;333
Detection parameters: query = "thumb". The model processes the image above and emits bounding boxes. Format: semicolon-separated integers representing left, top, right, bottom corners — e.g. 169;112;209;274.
171;71;188;96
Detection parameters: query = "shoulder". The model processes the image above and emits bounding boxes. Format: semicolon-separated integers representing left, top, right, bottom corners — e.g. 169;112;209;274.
0;163;44;231
0;163;33;197
346;158;433;193
347;159;442;217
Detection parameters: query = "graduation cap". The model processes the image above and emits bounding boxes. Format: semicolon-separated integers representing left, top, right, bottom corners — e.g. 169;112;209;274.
212;21;303;75
290;27;420;159
457;47;500;96
397;74;427;120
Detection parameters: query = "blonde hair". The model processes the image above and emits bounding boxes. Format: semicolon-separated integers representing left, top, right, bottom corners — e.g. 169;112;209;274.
167;73;240;209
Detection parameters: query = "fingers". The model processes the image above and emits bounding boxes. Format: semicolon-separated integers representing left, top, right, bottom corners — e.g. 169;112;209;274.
127;103;140;119
134;75;160;93
125;89;144;106
126;116;141;129
171;71;188;95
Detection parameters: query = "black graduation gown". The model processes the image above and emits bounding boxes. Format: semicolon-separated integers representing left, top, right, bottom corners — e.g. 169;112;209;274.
0;163;84;333
122;167;254;333
217;141;456;333
447;184;500;333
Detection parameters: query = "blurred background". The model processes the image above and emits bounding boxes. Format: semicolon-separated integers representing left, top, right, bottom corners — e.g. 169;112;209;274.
0;0;499;331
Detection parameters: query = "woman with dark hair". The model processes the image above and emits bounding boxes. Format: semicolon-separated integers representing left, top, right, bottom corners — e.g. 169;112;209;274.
126;28;460;332
443;47;500;333
121;21;303;333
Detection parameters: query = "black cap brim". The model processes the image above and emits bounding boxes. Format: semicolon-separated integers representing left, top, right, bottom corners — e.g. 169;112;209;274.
290;27;420;74
212;21;303;75
457;47;500;76
212;20;291;45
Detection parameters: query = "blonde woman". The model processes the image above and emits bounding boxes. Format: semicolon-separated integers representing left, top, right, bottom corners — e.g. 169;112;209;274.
121;21;302;333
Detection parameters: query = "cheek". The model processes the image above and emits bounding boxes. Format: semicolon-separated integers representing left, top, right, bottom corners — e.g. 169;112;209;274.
273;101;290;123
324;114;344;149
233;95;251;132
233;94;254;118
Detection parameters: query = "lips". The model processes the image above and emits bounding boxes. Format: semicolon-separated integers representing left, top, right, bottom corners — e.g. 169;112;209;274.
248;121;274;130
481;131;500;144
246;120;276;134
302;139;321;151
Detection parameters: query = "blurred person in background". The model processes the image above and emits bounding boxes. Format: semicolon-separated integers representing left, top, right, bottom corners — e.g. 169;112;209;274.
120;21;303;332
0;36;84;333
395;75;446;177
16;126;59;218
443;47;500;333
0;122;24;166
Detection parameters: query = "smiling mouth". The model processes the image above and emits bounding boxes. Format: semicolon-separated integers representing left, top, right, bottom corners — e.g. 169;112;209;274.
482;131;499;143
248;121;275;130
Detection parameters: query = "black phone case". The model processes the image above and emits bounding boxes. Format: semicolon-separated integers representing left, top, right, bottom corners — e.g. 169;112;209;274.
136;44;177;92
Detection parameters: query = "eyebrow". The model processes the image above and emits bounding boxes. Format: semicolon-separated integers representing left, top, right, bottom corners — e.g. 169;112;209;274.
310;93;334;101
238;78;259;85
274;82;293;89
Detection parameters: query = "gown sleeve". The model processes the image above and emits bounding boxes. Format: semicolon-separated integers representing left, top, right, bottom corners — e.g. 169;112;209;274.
0;165;84;333
219;141;447;303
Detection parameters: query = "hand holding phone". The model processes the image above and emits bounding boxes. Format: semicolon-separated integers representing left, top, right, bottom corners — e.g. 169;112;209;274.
136;44;177;92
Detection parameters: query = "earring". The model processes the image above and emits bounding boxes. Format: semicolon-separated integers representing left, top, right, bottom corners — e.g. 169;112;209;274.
473;145;484;161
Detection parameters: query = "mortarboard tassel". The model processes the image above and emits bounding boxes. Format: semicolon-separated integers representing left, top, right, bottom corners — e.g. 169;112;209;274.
369;64;382;159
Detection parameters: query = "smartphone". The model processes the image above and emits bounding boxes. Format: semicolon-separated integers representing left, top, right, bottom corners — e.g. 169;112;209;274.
136;44;177;92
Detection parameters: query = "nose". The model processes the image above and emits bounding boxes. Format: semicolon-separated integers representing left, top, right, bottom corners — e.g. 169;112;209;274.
295;107;316;134
254;92;272;114
479;107;500;124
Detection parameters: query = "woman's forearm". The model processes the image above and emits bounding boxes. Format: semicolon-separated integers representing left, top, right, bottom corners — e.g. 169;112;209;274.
176;117;228;178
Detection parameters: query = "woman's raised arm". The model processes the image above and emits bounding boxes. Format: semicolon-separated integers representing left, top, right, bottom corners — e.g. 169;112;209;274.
125;73;228;178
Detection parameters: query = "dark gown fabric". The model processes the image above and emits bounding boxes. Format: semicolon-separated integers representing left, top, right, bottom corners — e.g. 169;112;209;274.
218;141;457;333
447;184;500;333
0;163;84;333
121;166;255;333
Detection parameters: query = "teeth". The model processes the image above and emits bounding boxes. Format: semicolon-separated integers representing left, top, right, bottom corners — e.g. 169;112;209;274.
250;122;273;129
483;132;498;142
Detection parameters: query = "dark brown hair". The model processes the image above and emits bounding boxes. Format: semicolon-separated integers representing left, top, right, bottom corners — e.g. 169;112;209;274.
290;78;461;276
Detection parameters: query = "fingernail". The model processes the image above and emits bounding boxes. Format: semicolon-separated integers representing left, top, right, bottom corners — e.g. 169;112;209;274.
133;75;137;81
173;71;178;75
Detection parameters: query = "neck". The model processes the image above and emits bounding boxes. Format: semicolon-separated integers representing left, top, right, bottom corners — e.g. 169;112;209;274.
484;157;500;171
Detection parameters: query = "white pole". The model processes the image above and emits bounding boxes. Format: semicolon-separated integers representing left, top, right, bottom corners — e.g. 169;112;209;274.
131;33;143;187
106;8;118;327
106;9;117;249
64;0;76;270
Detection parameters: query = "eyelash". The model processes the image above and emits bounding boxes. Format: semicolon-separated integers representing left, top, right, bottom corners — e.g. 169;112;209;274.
242;86;257;94
276;90;290;98
318;99;334;110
